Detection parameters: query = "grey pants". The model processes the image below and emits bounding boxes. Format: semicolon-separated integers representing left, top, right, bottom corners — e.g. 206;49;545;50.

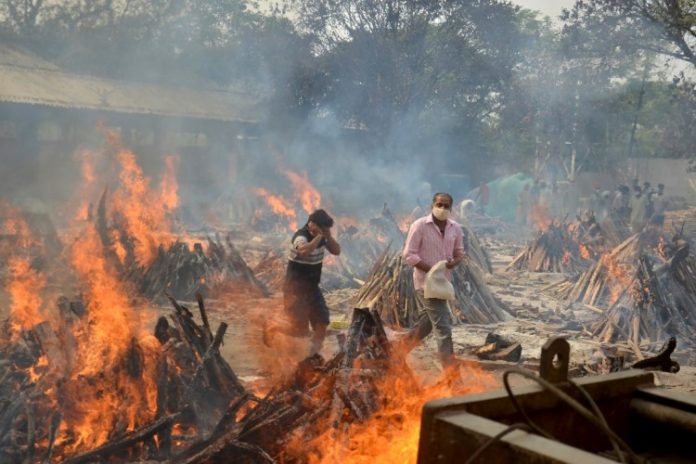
409;290;454;365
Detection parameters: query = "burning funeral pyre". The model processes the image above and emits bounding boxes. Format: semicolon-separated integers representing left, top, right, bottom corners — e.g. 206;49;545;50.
506;212;605;274
546;228;696;352
95;189;269;302
354;249;509;328
0;290;493;463
0;293;244;463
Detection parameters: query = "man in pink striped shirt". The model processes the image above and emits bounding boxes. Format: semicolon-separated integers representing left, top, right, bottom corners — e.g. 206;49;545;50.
403;192;465;367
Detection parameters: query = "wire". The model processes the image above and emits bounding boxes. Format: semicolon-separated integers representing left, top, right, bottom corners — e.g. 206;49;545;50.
503;369;642;463
463;423;530;464
464;368;643;463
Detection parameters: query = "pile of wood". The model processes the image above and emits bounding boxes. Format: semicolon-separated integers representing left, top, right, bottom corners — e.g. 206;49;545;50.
506;220;596;274
665;207;696;241
322;223;392;290
462;223;492;273
354;249;509;328
545;234;641;307
95;190;267;301
252;249;287;291
176;307;412;463
592;244;696;352
0;294;244;464
600;215;632;248
130;234;269;301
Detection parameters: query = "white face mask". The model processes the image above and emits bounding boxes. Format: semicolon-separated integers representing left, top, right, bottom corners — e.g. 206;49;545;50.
432;206;450;221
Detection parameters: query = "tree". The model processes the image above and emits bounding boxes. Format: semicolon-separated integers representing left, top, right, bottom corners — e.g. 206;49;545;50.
295;0;536;175
562;0;696;68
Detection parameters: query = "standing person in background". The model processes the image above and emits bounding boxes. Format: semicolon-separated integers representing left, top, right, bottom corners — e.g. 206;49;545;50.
653;183;668;216
402;193;465;368
630;187;648;233
264;209;341;355
612;185;632;222
474;181;490;215
589;184;602;214
517;184;530;226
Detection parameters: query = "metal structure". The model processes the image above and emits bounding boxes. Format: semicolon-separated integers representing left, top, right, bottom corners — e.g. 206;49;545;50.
418;337;696;463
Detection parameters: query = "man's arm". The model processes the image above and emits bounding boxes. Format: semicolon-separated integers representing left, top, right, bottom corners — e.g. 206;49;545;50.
404;221;431;273
446;226;466;270
322;228;341;255
296;233;324;256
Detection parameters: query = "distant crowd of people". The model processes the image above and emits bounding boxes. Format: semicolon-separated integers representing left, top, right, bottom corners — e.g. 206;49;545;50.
605;179;668;232
515;177;668;233
515;179;565;226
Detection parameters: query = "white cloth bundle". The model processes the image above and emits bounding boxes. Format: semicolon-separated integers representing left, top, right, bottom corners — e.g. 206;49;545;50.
423;260;455;300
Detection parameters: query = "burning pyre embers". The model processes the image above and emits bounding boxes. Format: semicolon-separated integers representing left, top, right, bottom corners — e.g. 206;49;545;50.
0;296;489;464
96;189;268;301
507;214;604;274
546;230;696;351
0;293;244;463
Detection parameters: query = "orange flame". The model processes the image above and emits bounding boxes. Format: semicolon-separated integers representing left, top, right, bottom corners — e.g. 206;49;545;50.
159;155;179;211
528;203;551;231
254;187;298;230
292;358;497;464
602;254;632;304
74;150;99;221
109;148;175;266
285;170;321;214
1;205;46;338
58;224;159;453
7;256;46;337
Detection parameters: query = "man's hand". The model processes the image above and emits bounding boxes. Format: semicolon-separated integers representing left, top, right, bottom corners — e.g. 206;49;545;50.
446;256;464;270
322;227;341;255
415;261;431;273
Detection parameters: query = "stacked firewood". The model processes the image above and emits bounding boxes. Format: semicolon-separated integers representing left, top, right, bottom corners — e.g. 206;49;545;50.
592;243;696;352
546;234;641;307
665;207;696;241
0;294;244;464
96;190;267;301
506;219;597;274
354;249;509;328
175;307;411;463
252;249;287;291
462;223;492;273
130;234;270;301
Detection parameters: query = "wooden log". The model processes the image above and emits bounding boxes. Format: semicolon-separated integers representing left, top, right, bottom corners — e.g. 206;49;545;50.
63;413;181;464
195;293;213;345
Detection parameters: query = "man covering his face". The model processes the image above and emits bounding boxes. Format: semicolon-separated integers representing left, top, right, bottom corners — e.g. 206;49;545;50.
264;209;341;355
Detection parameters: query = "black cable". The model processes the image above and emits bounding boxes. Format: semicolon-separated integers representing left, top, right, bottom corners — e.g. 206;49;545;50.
503;369;642;463
463;423;530;464
464;368;643;463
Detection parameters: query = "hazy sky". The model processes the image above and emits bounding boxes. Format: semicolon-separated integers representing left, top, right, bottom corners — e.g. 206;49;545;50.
257;1;578;21
511;0;576;19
